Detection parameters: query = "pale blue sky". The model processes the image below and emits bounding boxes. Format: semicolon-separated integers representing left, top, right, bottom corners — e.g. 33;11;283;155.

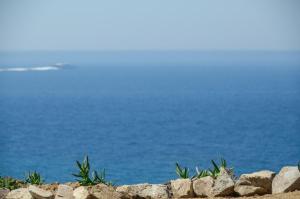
0;0;300;51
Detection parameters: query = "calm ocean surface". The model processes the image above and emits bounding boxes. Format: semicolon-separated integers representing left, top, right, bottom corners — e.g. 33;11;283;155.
0;51;299;184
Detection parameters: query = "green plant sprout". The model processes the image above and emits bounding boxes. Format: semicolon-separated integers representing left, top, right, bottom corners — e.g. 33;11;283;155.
194;167;210;179
25;171;43;185
0;176;22;190
73;156;113;186
175;162;189;179
208;158;232;179
192;158;233;179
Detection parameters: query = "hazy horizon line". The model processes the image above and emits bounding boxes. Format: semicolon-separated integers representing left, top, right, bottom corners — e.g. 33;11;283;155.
1;49;300;53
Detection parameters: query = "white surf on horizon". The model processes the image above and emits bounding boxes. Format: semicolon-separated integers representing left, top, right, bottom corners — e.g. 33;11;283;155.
0;63;67;72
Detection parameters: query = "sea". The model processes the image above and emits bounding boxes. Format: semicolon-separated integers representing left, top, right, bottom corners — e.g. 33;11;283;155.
0;51;299;185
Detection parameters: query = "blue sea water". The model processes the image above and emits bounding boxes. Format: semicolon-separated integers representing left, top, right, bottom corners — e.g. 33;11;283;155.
0;51;299;185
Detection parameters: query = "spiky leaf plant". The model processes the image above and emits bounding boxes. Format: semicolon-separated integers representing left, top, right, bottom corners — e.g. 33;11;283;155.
208;158;232;179
298;161;300;172
220;158;227;168
0;176;22;190
93;170;114;186
194;167;210;179
73;156;93;185
25;171;43;185
73;156;112;186
175;162;189;179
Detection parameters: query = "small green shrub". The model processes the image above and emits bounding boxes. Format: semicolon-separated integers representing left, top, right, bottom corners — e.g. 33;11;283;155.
208;158;232;179
208;160;222;178
298;161;300;172
73;156;93;185
73;156;113;186
175;162;189;179
0;176;22;190
92;170;114;186
191;158;232;179
195;167;210;179
25;171;43;185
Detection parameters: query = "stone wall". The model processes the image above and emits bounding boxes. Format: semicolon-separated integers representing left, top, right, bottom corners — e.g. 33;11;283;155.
1;166;300;199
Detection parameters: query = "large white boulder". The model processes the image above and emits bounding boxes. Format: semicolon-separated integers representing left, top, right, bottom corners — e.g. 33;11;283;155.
211;168;235;197
192;176;214;197
272;166;300;194
5;188;33;199
234;170;275;196
28;185;54;199
55;185;74;199
90;184;124;199
73;184;124;199
235;186;266;196
170;179;194;198
192;168;235;197
73;187;91;199
116;183;168;199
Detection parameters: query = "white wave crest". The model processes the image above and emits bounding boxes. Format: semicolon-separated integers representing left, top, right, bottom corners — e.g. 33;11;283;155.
0;63;67;72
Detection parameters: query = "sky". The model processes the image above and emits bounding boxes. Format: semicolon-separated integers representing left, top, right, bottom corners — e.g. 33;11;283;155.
0;0;300;51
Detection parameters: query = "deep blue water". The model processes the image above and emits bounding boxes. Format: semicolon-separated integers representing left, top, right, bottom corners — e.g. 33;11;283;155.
0;51;300;185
